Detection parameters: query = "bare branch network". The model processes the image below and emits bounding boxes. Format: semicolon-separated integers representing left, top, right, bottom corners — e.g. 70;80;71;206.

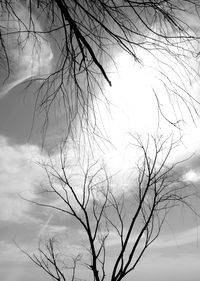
1;1;200;281
22;135;197;281
1;0;200;137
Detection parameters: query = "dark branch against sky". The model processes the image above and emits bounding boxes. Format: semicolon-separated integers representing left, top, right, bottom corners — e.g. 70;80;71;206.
1;1;200;281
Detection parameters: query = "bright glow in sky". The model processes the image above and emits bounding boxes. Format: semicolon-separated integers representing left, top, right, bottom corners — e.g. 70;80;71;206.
1;3;200;281
85;34;200;176
183;170;200;183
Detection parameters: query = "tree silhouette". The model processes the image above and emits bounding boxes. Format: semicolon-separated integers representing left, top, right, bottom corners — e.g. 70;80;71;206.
1;1;200;137
22;135;198;281
2;2;200;280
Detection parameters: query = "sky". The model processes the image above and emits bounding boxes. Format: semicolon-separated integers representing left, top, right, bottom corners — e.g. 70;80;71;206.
1;1;200;281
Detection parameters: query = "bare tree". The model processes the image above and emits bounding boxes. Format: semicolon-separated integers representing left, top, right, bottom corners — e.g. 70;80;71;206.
1;1;200;138
19;237;82;281
22;134;197;281
2;2;200;279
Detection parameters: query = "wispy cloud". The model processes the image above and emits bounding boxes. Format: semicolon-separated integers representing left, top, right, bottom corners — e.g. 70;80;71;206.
102;223;200;249
152;225;200;248
0;1;53;97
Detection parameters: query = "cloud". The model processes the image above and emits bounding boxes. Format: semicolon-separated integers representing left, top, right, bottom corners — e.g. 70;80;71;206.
103;219;200;249
152;225;200;248
0;1;53;97
183;170;200;183
0;136;45;222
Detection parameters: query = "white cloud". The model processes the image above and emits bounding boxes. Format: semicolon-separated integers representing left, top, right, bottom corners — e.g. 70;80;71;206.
183;170;200;183
0;136;46;222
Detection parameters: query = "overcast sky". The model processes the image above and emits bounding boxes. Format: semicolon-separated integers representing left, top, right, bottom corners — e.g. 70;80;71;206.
1;2;200;281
